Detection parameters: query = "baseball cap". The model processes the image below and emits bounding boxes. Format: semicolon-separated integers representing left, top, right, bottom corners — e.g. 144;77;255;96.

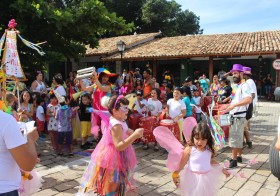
135;67;140;72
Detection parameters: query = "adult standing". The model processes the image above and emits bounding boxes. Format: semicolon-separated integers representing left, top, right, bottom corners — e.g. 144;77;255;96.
220;64;252;168
218;77;232;103
243;67;257;148
143;69;155;99
209;75;219;97
31;71;47;95
79;69;116;137
0;111;38;195
52;74;66;97
199;74;210;94
263;73;273;100
183;76;197;95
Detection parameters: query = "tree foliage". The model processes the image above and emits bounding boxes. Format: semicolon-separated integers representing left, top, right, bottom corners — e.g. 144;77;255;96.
100;0;203;36
0;0;134;70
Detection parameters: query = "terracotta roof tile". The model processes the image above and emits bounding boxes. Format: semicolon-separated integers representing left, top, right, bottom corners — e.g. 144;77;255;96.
85;32;161;56
102;30;280;60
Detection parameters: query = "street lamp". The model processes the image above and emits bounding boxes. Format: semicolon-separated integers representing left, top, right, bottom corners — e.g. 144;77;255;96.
116;40;126;69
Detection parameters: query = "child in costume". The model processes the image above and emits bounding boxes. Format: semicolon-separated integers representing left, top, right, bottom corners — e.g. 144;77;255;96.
173;122;229;196
55;94;73;156
77;95;144;196
46;94;60;153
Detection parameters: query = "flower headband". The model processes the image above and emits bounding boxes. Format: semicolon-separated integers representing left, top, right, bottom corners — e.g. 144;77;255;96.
114;95;124;109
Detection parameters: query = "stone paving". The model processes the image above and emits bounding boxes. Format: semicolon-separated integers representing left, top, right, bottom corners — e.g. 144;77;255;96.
32;100;280;196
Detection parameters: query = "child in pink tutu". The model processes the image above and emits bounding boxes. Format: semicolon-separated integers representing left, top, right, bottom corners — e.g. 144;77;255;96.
173;122;230;196
77;95;144;196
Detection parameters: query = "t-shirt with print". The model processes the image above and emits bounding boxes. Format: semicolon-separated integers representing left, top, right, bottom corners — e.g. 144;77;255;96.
0;111;27;193
230;82;252;117
147;98;162;116
167;98;186;122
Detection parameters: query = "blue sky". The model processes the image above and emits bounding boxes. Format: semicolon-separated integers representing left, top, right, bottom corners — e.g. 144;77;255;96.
175;0;280;35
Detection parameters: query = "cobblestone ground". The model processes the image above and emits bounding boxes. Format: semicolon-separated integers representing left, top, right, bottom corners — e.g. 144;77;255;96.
32;100;280;196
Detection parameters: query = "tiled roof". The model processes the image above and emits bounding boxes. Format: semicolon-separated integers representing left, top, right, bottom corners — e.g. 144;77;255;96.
102;30;280;60
85;32;161;56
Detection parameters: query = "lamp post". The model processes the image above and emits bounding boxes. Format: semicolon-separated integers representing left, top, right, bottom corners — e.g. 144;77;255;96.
116;40;126;70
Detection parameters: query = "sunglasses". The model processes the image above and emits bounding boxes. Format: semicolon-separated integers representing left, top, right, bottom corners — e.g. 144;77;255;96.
119;105;129;112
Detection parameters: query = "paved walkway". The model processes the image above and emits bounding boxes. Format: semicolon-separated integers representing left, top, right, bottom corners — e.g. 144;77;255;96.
33;100;280;196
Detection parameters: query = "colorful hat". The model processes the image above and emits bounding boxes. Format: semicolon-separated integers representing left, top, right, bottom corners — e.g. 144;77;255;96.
97;68;118;78
230;64;243;73
243;66;252;75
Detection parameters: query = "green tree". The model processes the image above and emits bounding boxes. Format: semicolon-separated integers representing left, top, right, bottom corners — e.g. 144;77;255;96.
0;0;134;71
141;0;202;36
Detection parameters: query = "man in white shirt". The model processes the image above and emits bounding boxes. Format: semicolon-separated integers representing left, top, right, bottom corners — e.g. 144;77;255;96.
220;64;252;168
243;67;257;148
0;111;38;195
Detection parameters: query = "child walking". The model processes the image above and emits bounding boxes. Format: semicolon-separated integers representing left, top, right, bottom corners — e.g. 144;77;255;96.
46;94;60;153
55;94;73;156
173;122;229;196
36;97;45;138
78;94;93;150
77;95;144;195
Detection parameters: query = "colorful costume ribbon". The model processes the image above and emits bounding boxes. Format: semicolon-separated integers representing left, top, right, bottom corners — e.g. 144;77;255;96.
17;34;46;56
208;98;226;149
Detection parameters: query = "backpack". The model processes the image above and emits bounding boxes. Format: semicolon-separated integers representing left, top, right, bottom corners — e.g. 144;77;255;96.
246;102;253;120
234;83;253;120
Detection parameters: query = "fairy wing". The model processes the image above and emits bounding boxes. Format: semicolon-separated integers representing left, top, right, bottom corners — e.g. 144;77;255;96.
182;117;197;142
153;126;184;172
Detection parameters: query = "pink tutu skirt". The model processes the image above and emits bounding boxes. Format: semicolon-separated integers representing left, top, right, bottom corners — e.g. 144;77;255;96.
180;164;223;196
19;171;43;196
77;139;137;195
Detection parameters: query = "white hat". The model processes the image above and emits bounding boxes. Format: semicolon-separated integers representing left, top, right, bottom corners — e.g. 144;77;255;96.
53;90;65;103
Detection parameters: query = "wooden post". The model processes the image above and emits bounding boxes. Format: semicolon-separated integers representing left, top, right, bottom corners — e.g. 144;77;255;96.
209;57;213;82
276;53;280;87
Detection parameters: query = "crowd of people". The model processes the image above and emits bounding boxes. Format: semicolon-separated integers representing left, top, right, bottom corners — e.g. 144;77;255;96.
0;63;270;196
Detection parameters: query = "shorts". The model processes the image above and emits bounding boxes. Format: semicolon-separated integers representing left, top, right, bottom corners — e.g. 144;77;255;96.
0;190;18;196
57;131;73;145
81;121;91;137
36;118;44;132
229;117;246;148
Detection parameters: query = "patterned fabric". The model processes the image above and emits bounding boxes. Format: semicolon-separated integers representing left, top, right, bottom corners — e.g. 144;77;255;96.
47;104;60;131
139;116;159;143
56;106;72;132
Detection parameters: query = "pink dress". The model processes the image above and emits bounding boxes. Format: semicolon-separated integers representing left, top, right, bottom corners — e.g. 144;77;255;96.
78;117;137;195
180;147;223;196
